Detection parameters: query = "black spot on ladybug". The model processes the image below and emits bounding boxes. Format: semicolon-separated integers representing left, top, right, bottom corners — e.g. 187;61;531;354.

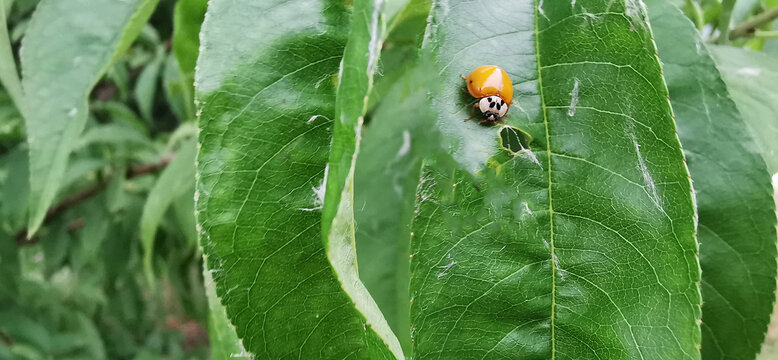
469;80;473;83
490;102;496;108
500;99;505;105
496;103;502;110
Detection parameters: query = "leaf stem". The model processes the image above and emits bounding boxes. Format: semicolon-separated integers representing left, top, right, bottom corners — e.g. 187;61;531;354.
715;0;737;44
730;7;778;39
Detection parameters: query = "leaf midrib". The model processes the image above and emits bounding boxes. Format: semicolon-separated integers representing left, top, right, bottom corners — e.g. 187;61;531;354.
532;2;556;358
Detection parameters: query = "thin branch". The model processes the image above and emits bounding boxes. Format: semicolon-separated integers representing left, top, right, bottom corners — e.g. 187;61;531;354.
754;30;778;38
14;154;174;245
730;7;778;40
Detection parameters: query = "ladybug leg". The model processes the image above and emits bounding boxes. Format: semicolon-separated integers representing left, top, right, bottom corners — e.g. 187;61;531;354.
460;74;467;80
464;103;479;122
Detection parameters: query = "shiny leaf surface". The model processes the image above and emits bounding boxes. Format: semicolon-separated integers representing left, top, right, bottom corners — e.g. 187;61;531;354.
410;1;701;358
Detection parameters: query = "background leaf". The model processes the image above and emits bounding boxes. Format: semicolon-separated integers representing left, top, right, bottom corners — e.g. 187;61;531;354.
22;0;160;236
646;2;778;359
355;61;438;354
171;0;207;121
196;0;398;357
0;0;22;109
709;46;778;174
409;0;700;358
140;138;196;284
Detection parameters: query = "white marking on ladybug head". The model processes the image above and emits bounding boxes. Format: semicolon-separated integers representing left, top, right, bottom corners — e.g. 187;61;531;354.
478;96;508;121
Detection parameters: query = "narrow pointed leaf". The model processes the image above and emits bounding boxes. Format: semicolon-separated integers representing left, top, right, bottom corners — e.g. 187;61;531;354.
196;0;399;357
140;138;196;283
22;0;160;236
0;0;22;109
645;3;778;359
410;1;700;358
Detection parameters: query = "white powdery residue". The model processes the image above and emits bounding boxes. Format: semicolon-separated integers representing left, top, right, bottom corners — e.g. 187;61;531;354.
499;245;506;252
624;0;647;28
538;0;549;20
521;148;542;166
552;254;567;280
301;165;329;211
689;177;699;229
396;130;411;157
629;128;663;210
523;202;533;215
307;115;319;124
542;239;550;250
68;108;77;117
571;0;576;7
439;260;457;270
568;79;580;116
229;346;251;359
738;67;761;76
366;0;384;75
437;259;457;279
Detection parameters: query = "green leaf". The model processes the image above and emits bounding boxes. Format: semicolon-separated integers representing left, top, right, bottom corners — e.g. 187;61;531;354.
196;0;399;357
134;47;164;121
172;0;207;121
410;1;700;358
367;0;431;110
0;145;28;232
355;61;438;355
22;0;160;236
203;266;245;359
173;0;207;80
709;46;778;174
140;138;196;284
646;3;778;359
0;0;22;109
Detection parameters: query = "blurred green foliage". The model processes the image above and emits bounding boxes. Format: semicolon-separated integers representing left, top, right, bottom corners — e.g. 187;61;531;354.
0;0;208;358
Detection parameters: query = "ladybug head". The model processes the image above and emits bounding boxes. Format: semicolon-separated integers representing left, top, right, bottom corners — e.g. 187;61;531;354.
478;96;508;121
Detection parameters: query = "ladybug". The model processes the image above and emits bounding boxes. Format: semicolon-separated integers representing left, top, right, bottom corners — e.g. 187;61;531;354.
463;65;513;124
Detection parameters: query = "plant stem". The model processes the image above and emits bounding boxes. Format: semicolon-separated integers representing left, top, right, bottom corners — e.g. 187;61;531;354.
730;7;778;39
14;154;174;245
716;0;738;44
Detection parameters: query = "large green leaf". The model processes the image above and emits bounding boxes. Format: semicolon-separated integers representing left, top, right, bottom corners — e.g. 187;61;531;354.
709;46;778;174
196;0;400;358
646;3;778;359
21;0;159;236
409;0;700;358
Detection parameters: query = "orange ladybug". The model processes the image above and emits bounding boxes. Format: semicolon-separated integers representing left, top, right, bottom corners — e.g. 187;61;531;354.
463;65;513;124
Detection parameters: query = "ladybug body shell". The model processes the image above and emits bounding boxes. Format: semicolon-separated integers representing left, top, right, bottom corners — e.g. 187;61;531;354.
466;65;513;105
